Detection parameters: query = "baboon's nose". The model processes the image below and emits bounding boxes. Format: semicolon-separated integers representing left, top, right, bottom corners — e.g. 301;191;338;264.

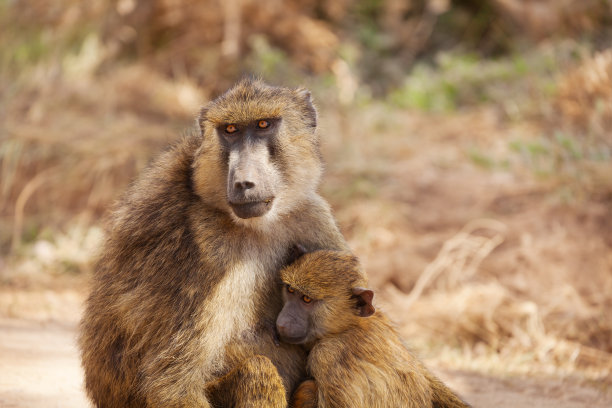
234;180;255;191
276;323;289;338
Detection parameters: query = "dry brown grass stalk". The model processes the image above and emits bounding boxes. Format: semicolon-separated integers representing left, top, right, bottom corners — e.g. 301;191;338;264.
398;219;506;309
11;166;60;251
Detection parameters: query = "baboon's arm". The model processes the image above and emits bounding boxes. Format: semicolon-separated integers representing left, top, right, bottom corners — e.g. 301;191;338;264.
206;355;287;408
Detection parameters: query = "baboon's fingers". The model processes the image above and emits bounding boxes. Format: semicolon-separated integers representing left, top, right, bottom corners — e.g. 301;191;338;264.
207;355;287;408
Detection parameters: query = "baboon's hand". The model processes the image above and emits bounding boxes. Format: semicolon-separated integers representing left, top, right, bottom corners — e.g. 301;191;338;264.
290;379;318;408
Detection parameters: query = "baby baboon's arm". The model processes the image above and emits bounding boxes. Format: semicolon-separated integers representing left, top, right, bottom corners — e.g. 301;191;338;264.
290;379;318;408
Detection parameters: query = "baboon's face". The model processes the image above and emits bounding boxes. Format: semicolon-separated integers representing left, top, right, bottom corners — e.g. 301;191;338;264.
194;80;321;225
276;280;375;345
276;283;318;344
216;118;281;219
277;251;374;344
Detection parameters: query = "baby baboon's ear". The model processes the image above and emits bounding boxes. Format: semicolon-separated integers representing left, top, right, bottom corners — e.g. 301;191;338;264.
351;287;375;317
295;88;317;129
286;244;308;266
197;107;208;136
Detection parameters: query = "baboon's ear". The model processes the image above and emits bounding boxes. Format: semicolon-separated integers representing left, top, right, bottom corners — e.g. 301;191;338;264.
295;88;317;129
197;107;208;136
286;244;308;265
351;287;375;317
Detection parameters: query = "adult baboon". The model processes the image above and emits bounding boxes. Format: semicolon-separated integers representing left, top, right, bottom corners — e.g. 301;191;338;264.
79;79;352;407
277;249;471;408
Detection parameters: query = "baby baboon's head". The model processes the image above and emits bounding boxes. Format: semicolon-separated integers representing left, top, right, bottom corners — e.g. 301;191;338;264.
276;250;375;346
193;79;322;228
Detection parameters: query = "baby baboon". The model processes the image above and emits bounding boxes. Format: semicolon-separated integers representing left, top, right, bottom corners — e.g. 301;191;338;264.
277;250;471;408
79;79;354;407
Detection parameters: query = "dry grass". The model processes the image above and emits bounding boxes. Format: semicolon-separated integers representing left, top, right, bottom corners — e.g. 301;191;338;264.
0;60;203;250
315;92;611;382
1;1;611;392
319;102;612;385
556;49;612;144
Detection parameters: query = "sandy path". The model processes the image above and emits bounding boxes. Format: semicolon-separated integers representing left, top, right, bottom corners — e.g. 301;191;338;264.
436;368;611;408
1;317;610;408
0;318;90;408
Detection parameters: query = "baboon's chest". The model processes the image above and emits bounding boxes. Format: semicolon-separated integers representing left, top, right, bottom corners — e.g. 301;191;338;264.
201;245;285;372
216;257;279;333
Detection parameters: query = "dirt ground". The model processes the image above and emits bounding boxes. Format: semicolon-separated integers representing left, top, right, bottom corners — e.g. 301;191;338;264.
0;290;610;408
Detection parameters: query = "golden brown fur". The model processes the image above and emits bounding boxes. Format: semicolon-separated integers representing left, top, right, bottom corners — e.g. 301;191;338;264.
280;251;471;408
79;79;349;407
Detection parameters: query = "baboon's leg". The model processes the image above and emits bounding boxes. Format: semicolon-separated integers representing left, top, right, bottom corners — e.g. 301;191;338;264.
290;379;318;408
206;355;287;408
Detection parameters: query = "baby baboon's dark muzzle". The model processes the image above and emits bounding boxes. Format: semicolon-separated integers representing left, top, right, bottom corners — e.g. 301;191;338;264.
276;302;310;344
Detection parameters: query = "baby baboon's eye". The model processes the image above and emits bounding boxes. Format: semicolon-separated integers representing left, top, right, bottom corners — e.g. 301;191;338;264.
287;285;295;293
257;120;269;129
225;124;238;133
302;295;312;304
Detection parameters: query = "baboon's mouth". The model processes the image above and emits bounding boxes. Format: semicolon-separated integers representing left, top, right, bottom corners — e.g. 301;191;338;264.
229;198;274;219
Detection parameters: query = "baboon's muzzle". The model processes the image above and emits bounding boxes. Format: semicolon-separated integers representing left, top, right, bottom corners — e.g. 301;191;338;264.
227;141;277;219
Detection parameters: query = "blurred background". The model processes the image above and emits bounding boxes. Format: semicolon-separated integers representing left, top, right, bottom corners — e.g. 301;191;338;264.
1;0;611;406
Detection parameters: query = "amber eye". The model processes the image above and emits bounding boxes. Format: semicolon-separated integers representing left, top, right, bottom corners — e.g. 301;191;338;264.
287;285;295;293
302;295;312;304
225;124;238;133
257;120;269;129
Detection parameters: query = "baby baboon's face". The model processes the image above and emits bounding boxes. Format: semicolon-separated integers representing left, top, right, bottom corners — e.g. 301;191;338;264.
276;281;375;345
276;283;317;344
277;250;375;344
